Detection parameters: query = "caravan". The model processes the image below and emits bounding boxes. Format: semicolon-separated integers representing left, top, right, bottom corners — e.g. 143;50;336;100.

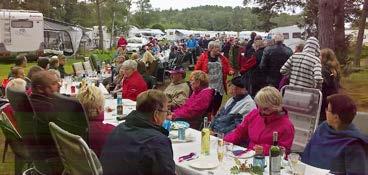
0;9;44;58
269;25;305;49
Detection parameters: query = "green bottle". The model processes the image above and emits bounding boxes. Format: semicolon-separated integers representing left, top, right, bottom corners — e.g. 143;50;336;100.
269;132;281;175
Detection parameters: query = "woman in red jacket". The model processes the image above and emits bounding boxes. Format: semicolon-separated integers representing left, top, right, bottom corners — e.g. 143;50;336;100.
195;40;233;113
113;60;148;101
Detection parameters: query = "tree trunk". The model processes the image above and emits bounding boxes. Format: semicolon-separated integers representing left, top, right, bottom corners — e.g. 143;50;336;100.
318;0;335;49
96;0;104;50
334;0;347;64
354;0;368;67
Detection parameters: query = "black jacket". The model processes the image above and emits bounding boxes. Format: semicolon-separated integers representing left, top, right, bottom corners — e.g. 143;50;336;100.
101;110;176;175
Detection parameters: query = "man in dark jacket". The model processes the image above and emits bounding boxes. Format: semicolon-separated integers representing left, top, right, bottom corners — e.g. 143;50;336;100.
101;90;175;175
57;55;70;78
260;33;292;87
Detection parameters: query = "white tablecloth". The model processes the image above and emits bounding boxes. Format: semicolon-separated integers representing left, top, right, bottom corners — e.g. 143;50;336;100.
60;82;109;95
103;98;136;126
173;129;330;175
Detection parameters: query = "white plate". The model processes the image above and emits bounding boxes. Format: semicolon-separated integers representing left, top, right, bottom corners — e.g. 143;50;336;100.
189;158;219;170
228;149;255;159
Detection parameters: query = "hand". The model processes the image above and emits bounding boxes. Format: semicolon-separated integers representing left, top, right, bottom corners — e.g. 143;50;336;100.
229;70;235;75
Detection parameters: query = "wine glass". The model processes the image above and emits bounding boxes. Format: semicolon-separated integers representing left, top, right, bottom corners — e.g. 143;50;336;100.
217;133;225;165
288;153;301;173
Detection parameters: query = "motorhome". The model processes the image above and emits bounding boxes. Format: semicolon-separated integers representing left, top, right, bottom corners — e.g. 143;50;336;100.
0;9;44;58
345;29;368;46
268;25;305;49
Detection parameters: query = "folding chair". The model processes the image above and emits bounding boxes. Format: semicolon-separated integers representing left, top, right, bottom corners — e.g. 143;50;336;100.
0;112;32;174
83;61;93;76
352;112;368;136
281;85;322;153
49;122;102;175
72;62;85;76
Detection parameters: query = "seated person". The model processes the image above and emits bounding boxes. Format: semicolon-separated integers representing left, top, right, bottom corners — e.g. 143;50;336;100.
224;86;295;155
77;85;114;157
172;70;214;129
49;56;60;70
8;67;25;81
164;66;190;110
3;78;27;129
29;70;63;174
8;54;27;79
212;76;256;134
302;94;368;174
57;55;70;78
112;60;148;101
37;57;50;70
25;65;43;90
101;90;175;175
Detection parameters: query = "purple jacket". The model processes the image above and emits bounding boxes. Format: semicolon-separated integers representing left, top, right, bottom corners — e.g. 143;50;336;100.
89;112;115;157
173;87;214;129
224;108;295;155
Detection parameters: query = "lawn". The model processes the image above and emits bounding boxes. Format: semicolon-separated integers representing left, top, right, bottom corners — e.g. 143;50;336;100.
0;58;367;174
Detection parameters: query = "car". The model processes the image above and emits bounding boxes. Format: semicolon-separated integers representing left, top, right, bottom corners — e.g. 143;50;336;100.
126;37;148;53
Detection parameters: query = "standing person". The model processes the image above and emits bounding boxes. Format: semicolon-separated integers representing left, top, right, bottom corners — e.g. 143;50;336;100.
195;41;234;114
248;39;267;97
319;48;341;123
244;32;257;58
260;33;293;88
57;55;70;78
280;37;323;89
117;34;127;48
101;90;175;175
8;54;27;78
229;38;241;75
186;34;199;65
222;37;233;58
302;94;368;174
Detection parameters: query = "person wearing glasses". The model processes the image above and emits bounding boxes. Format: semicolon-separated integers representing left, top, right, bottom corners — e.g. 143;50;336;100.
302;94;368;175
101;90;175;175
224;86;295;155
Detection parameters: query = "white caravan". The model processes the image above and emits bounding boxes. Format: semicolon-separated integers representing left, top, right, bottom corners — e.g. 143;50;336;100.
345;29;368;46
269;25;305;49
0;9;44;58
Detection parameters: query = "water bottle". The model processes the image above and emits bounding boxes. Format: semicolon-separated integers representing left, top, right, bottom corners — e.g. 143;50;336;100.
116;92;123;116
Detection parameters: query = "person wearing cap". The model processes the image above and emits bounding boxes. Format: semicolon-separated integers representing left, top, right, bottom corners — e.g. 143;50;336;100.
260;33;293;88
211;76;256;134
164;66;190;110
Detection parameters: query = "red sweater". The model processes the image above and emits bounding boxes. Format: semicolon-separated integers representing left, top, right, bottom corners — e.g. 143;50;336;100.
195;52;233;92
121;71;148;101
89;112;115;157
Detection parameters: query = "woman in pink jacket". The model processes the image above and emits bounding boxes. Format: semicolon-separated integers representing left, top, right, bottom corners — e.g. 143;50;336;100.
224;86;295;155
172;70;214;129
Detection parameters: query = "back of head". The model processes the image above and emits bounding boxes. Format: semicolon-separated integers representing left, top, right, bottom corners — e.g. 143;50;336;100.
50;57;59;68
320;48;340;76
11;67;24;78
254;86;282;111
136;90;167;115
273;33;284;44
15;54;26;66
303;37;320;57
37;57;50;69
327;94;356;125
31;70;58;93
251;32;257;40
122;60;138;70
5;78;27;98
190;70;209;87
27;65;43;79
77;85;104;119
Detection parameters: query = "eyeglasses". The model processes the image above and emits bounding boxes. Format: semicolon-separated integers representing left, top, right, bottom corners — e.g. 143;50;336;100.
157;109;172;116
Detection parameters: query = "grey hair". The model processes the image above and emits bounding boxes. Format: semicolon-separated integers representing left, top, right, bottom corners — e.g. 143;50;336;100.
5;78;27;98
208;40;221;50
122;60;138;70
273;33;284;43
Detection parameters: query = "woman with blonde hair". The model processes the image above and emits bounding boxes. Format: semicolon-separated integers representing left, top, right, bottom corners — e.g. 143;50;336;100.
319;48;341;122
77;85;114;157
224;86;295;155
172;70;215;129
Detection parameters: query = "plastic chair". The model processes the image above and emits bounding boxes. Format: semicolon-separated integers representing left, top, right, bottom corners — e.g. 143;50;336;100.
72;62;85;76
352;112;368;136
49;122;102;175
281;85;322;153
51;93;89;142
83;61;93;75
0;112;32;174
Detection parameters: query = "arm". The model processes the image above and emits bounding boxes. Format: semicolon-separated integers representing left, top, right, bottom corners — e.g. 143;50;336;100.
259;48;269;70
150;138;176;175
173;88;213;120
313;61;323;89
224;109;257;145
221;56;233;75
280;56;293;75
194;54;205;71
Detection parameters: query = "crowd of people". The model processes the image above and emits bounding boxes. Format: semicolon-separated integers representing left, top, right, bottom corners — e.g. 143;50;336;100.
0;31;367;175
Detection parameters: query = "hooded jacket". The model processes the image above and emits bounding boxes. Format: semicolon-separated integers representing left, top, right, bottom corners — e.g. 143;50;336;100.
302;121;368;175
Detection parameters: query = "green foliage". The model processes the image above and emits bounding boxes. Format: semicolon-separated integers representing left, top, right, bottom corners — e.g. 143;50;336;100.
92;49;115;62
151;23;165;32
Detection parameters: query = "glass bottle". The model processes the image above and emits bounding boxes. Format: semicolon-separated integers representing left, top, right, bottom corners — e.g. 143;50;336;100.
201;117;210;156
116;92;123;116
269;132;281;175
253;146;265;173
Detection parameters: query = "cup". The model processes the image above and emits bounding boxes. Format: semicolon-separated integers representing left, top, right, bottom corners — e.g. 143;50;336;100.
70;85;76;94
293;163;306;175
178;127;186;140
162;120;172;131
288;153;301;173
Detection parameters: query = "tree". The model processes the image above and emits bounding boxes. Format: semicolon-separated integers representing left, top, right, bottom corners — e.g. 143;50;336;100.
354;0;368;67
133;0;153;28
151;23;165;32
96;0;104;50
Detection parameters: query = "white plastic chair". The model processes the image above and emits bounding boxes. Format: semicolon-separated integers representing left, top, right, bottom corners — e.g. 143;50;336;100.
281;85;322;153
49;122;102;175
352;112;368;136
72;62;85;76
83;61;93;75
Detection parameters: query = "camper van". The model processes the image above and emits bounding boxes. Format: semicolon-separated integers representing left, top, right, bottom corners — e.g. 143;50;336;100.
0;9;44;58
268;25;305;49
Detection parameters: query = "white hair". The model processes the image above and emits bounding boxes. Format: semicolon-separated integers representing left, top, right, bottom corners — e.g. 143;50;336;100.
208;40;221;50
122;60;138;70
273;33;284;43
5;78;27;98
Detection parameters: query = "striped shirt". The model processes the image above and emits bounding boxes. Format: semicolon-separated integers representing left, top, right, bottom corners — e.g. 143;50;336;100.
280;37;323;88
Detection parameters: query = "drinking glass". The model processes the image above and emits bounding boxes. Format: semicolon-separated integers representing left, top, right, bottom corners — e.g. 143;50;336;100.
217;133;225;165
288;153;301;173
224;141;233;160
